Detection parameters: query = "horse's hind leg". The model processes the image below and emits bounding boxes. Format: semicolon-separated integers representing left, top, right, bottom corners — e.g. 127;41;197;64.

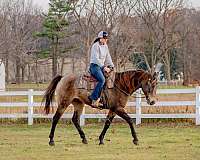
99;110;116;145
49;105;68;146
72;100;87;144
115;108;139;145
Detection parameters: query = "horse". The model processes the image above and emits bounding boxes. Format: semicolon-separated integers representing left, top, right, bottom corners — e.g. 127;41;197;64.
43;69;158;146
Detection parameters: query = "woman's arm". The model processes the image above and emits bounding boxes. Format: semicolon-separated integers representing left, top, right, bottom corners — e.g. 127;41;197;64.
105;45;114;68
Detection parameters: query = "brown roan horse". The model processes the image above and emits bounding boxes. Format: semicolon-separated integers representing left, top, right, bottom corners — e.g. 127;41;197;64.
43;69;158;146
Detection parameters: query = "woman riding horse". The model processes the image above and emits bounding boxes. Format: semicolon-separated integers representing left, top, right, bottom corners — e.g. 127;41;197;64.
88;31;114;108
43;69;158;146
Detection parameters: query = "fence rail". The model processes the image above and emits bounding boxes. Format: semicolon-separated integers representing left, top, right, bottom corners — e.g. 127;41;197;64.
0;87;200;126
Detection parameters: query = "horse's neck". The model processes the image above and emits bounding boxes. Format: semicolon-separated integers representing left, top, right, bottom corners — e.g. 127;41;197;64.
114;71;137;95
114;70;146;95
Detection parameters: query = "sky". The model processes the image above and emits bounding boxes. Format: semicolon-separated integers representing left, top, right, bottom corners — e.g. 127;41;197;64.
191;0;200;7
32;0;49;10
33;0;200;10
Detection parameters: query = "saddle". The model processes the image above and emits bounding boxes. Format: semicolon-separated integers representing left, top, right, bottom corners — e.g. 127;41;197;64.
82;70;115;89
80;70;115;109
82;73;97;83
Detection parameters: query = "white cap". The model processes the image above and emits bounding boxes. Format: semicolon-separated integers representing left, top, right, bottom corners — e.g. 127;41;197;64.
97;31;108;38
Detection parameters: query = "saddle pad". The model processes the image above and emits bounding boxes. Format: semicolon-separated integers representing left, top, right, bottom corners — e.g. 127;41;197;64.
76;73;97;90
82;73;97;82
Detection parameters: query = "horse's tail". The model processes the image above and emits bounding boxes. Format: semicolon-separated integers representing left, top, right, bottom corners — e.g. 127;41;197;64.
43;75;62;114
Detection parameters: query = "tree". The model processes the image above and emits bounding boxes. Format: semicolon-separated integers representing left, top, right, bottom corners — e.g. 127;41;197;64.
0;0;43;83
135;0;186;80
178;8;200;85
71;0;137;71
35;0;72;77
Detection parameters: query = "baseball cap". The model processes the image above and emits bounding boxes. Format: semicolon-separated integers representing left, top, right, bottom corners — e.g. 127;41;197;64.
98;31;108;38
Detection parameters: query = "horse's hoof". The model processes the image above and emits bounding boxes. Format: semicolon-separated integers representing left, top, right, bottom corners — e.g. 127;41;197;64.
49;141;55;146
133;140;139;145
99;141;104;145
82;139;88;144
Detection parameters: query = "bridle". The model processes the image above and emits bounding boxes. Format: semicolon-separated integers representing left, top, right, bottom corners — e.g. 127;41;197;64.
113;82;147;98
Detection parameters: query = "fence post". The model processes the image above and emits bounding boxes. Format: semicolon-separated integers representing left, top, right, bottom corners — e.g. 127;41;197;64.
136;89;142;125
28;89;34;125
196;86;200;125
80;106;85;126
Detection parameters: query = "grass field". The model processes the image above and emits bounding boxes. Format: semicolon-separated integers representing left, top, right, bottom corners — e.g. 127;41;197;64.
0;84;199;159
0;123;200;160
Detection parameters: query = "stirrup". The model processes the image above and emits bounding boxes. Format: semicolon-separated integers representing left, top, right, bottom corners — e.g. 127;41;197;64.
91;99;104;109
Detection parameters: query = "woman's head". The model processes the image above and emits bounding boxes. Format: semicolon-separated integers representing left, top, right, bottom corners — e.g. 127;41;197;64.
98;31;108;44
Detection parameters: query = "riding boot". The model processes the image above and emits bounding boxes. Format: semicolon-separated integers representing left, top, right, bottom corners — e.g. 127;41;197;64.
88;97;104;109
92;98;103;107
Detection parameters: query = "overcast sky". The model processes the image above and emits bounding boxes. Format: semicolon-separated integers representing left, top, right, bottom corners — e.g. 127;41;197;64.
32;0;200;10
191;0;200;7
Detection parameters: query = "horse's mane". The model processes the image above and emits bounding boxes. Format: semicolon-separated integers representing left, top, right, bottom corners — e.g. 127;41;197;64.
114;69;151;94
115;69;149;82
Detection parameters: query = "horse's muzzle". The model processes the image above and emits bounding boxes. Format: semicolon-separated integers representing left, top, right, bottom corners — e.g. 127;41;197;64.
149;100;155;105
146;97;156;105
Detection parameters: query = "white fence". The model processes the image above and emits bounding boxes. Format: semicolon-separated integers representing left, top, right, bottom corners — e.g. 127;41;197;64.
0;87;200;126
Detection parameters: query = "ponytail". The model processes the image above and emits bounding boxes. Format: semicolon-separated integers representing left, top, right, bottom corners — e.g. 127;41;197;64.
93;38;100;44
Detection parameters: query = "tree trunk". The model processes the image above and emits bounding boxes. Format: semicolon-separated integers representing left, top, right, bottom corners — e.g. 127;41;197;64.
113;50;118;71
182;45;189;85
15;57;21;84
52;38;58;78
164;52;171;81
85;37;90;71
5;56;9;83
35;60;38;84
60;57;65;75
72;53;75;73
188;55;192;84
165;63;171;81
52;44;57;78
28;64;31;82
21;65;25;83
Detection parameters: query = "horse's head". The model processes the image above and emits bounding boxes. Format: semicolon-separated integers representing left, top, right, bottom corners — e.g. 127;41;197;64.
141;72;158;105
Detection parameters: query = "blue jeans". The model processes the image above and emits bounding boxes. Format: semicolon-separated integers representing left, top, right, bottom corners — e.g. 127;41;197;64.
89;63;105;100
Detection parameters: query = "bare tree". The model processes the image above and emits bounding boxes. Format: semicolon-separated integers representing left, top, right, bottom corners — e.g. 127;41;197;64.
0;0;43;83
1;0;199;84
135;0;186;80
179;8;200;85
70;0;138;71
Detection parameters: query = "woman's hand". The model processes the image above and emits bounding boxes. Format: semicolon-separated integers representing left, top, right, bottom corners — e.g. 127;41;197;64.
103;66;111;73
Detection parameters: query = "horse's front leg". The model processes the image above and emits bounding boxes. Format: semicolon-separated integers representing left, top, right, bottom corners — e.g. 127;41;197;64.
99;110;116;145
115;108;139;145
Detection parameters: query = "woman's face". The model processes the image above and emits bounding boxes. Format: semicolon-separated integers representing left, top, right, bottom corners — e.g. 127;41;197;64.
100;37;108;44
